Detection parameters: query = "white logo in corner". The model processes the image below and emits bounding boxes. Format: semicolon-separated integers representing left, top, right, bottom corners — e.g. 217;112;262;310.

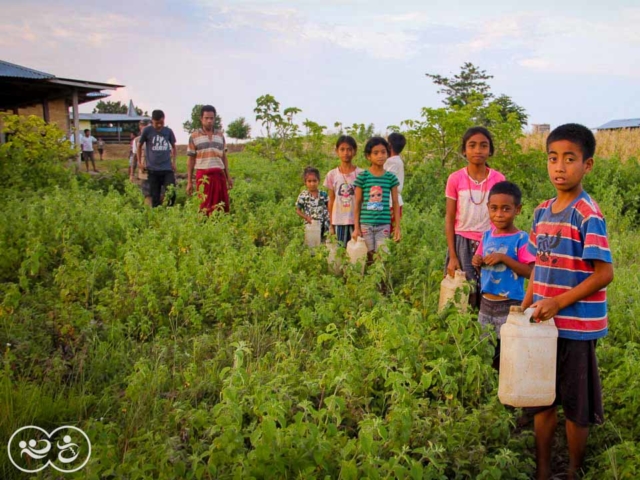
7;425;91;473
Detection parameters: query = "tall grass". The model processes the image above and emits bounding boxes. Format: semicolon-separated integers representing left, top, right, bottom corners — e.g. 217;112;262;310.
520;129;640;161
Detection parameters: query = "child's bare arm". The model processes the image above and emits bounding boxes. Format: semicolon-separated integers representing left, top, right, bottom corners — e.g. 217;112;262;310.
483;253;533;278
327;189;335;232
352;187;363;239
296;207;311;223
471;255;483;268
391;186;401;241
522;268;535;309
531;260;614;321
445;198;459;276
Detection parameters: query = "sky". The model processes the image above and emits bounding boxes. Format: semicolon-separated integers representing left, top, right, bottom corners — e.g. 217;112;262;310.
2;0;640;143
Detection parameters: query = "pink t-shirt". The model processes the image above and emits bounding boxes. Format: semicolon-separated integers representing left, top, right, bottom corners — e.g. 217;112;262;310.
324;166;364;225
445;167;506;241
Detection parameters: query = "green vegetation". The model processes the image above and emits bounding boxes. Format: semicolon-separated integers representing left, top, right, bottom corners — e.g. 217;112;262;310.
93;100;147;117
1;113;639;479
226;117;251;142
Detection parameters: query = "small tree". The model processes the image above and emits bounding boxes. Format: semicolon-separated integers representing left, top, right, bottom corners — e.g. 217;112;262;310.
183;104;222;134
226;117;251;142
93;100;127;114
253;95;281;140
486;94;528;128
0;114;74;190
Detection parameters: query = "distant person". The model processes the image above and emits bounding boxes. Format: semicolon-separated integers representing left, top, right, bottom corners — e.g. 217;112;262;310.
385;132;406;232
137;110;177;207
186;105;233;214
97;137;105;161
324;135;363;246
471;181;535;369
523;123;614;480
79;129;97;172
128;132;137;182
296;166;330;238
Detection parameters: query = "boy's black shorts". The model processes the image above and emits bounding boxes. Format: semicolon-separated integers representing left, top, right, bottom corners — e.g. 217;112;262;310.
527;338;604;427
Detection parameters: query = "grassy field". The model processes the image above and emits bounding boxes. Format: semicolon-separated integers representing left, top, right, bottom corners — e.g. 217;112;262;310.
520;129;640;161
1;145;640;479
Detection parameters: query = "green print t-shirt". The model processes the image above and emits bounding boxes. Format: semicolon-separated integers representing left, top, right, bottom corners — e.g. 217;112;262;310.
354;170;399;225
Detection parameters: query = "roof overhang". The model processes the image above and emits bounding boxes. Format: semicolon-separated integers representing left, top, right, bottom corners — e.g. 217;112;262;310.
0;77;122;110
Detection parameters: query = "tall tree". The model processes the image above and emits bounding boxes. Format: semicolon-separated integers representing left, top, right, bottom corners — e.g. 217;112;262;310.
426;63;528;128
183;104;222;133
426;62;494;109
226;117;251;142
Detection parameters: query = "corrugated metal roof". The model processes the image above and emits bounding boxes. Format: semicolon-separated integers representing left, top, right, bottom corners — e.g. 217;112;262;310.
596;118;640;130
71;113;150;122
0;59;54;79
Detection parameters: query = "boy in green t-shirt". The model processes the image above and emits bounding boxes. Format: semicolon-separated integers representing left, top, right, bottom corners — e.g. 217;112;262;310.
353;136;401;260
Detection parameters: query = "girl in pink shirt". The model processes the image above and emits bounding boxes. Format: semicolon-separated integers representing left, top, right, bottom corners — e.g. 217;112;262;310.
444;127;505;309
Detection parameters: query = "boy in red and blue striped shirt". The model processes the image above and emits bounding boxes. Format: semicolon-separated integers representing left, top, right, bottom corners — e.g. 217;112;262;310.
522;123;614;480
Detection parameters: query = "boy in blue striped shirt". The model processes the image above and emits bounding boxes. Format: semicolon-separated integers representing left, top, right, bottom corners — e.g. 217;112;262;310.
522;123;614;480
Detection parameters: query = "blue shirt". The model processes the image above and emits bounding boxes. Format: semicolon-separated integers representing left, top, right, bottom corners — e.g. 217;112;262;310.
477;229;536;301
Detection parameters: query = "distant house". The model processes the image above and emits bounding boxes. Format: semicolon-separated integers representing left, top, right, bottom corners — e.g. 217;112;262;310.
596;119;640;131
70;100;150;144
0;59;122;144
532;124;551;134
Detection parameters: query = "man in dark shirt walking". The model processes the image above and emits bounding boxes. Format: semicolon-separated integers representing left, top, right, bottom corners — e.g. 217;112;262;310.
137;110;177;207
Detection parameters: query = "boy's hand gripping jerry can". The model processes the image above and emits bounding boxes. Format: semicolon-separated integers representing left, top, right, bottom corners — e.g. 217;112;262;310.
304;220;322;248
346;237;368;269
438;270;468;313
498;306;558;407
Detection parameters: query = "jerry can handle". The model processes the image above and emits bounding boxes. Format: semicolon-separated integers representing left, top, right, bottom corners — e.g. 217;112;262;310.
523;307;556;326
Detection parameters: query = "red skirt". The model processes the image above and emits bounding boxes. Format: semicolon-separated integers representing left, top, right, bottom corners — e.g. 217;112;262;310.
196;168;230;214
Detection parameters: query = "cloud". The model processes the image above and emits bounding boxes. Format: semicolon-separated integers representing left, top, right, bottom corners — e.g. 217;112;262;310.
518;58;550;70
0;5;140;49
207;5;423;60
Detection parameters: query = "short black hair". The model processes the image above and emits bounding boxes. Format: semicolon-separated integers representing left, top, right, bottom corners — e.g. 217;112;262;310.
151;110;165;121
200;105;216;117
546;123;596;160
335;135;357;151
387;132;406;155
461;126;495;156
488;181;522;206
303;166;320;181
83;129;90;134
364;136;390;156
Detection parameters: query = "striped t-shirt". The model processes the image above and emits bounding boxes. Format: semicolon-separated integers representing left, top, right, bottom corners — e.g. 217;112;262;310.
187;129;225;170
354;170;399;225
527;191;612;340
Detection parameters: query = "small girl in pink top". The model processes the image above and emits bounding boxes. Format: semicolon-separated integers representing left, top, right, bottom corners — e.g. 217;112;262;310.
445;127;506;309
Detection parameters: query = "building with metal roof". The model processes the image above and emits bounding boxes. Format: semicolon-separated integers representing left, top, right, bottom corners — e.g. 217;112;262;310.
596;118;640;130
70;100;151;143
0;59;123;146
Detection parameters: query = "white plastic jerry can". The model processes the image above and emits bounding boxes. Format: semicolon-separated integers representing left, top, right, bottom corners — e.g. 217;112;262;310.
498;306;558;407
304;220;322;248
346;237;368;266
325;239;341;274
438;270;468;312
